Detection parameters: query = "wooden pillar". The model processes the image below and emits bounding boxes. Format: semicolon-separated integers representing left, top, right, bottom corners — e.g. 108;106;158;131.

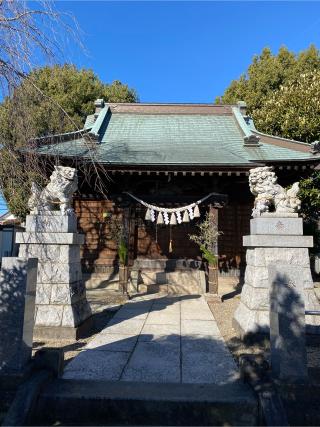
119;206;130;294
208;204;219;294
128;205;136;267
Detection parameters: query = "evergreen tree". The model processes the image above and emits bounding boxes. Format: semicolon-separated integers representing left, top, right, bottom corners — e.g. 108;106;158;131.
217;45;320;143
218;46;320;225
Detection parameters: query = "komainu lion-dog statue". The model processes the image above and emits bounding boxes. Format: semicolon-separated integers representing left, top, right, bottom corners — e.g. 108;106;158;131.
249;166;301;217
28;166;78;215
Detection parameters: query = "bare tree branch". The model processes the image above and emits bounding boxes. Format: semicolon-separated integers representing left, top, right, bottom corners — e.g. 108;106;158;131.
0;9;57;23
0;1;120;217
0;0;82;95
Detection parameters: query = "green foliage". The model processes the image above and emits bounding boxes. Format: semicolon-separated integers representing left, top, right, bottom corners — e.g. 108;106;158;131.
0;64;138;143
118;239;128;266
0;65;138;218
298;171;320;222
189;212;221;266
105;80;137;103
199;245;217;265
218;45;320;142
253;71;320;142
0;146;47;218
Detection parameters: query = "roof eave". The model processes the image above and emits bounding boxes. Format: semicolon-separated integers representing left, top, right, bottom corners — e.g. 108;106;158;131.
260;157;320;164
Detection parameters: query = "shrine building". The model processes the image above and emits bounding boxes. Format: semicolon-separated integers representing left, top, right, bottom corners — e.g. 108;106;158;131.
31;100;320;292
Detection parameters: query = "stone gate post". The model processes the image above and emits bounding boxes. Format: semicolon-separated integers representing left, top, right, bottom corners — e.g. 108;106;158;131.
233;213;320;338
16;212;92;340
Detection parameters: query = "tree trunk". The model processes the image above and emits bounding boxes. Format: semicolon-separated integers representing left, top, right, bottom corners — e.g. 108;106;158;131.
208;260;218;294
119;265;128;294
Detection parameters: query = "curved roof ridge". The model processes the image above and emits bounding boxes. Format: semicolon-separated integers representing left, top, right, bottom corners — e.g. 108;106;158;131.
252;129;311;147
30;128;87;142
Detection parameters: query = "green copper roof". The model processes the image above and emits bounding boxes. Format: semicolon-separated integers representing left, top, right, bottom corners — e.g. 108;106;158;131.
34;105;319;166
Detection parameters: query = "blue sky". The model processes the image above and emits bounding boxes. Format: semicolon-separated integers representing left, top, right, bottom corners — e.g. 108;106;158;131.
56;1;320;103
1;1;320;214
0;193;7;215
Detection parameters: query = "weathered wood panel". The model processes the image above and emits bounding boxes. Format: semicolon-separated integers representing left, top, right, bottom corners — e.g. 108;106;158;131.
74;200;119;272
218;202;251;275
135;205;201;260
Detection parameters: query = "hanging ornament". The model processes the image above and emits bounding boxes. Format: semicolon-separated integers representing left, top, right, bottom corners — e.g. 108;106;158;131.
170;212;177;225
169;225;173;253
182;210;190;223
188;206;194;220
163;211;169;225
193;205;200;218
124;192;211;226
145;208;151;221
157;212;164;224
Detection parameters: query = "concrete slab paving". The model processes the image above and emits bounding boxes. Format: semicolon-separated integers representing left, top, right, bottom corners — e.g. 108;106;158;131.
63;350;130;381
180;296;203;304
112;308;149;320
181;334;227;352
145;311;180;325
121;341;181;383
104;318;145;335
180;302;209;311
182;354;239;384
150;302;180;314
63;293;240;386
153;297;181;306
125;301;154;309
140;323;180;340
181;307;213;320
181;338;238;384
181;319;221;336
86;333;138;352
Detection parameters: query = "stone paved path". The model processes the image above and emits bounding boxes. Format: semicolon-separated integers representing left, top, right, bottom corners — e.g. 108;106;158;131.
63;294;239;384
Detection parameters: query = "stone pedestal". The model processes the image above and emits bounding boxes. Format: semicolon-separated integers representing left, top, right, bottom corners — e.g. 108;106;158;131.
233;214;320;338
0;257;37;374
16;213;92;340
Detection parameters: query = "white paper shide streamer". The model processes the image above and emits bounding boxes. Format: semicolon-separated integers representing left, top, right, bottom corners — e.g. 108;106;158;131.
125;192;214;226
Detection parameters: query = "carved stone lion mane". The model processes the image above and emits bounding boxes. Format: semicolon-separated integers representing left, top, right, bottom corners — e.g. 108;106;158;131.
28;166;78;215
249;166;301;217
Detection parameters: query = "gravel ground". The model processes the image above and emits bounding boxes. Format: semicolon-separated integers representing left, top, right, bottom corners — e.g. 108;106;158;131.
207;295;269;364
207;290;320;375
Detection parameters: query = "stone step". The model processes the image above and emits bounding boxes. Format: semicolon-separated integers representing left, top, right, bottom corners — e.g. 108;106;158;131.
142;283;201;295
138;270;206;293
83;273;120;290
30;379;258;426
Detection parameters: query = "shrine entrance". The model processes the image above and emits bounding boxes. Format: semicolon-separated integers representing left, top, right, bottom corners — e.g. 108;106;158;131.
76;172;252;292
119;192;227;295
134;205;204;261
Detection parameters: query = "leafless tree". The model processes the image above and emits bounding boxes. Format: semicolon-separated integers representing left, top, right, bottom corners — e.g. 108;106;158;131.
0;1;113;217
0;0;80;95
